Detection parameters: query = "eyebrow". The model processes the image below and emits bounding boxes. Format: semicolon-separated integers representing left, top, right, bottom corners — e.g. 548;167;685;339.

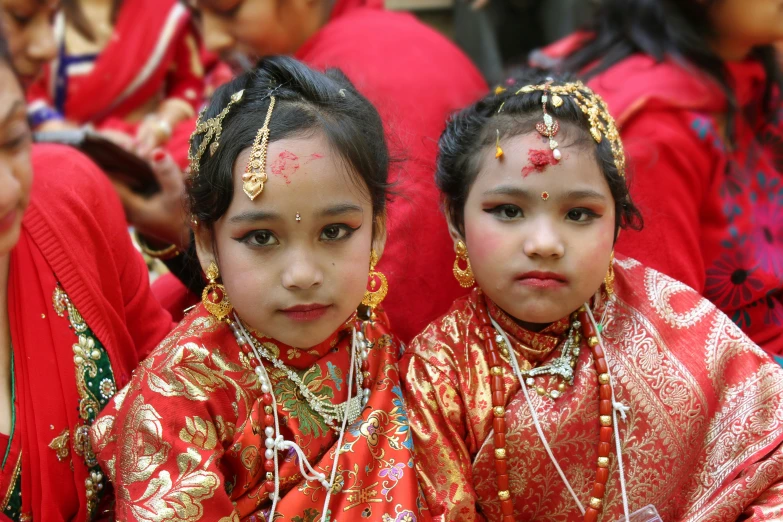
318;203;363;218
482;185;609;201
2;101;25;127
228;209;280;224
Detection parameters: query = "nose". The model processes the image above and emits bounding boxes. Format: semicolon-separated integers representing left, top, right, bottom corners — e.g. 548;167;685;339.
522;219;565;259
27;14;57;63
281;250;324;290
201;12;234;54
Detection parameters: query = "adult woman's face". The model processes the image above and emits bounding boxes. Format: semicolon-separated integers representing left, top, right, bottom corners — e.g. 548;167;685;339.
193;0;329;66
0;0;58;86
0;62;33;256
709;0;783;58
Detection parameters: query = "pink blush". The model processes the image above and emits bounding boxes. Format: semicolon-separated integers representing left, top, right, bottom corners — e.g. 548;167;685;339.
270;151;300;184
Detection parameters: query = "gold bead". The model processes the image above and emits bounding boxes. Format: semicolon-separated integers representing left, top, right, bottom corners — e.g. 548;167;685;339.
500;348;509;357
266;472;274;481
536;387;546;396
588;336;599;347
557;383;566;392
589;497;602;509
490;366;503;376
600;415;612;427
264;406;273;415
597;456;609;468
494;448;507;459
598;373;610;385
498;490;511;501
493;406;505;417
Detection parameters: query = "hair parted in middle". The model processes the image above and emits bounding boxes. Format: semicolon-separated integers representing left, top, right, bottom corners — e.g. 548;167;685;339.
187;55;390;237
436;69;643;239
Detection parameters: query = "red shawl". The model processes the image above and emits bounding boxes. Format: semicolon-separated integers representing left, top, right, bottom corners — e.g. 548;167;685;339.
5;145;173;520
536;35;783;355
402;257;783;520
93;305;428;521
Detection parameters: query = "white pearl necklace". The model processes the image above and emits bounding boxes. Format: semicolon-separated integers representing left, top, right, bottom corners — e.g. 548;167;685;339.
228;314;370;521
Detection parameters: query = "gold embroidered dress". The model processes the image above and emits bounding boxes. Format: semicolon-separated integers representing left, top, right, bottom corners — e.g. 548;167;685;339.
401;258;783;521
92;304;427;522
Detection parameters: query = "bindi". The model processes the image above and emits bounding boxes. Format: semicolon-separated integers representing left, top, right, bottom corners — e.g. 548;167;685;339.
521;149;559;177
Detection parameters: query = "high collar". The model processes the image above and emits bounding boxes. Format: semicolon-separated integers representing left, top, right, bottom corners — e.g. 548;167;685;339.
244;312;357;370
479;288;607;363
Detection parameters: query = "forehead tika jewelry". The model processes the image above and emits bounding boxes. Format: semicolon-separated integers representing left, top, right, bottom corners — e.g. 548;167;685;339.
242;96;277;200
188;89;245;175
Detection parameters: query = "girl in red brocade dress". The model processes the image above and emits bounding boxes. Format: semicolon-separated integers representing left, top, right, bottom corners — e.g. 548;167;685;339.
401;73;783;521
26;0;205;160
531;0;783;356
92;56;426;522
0;27;173;521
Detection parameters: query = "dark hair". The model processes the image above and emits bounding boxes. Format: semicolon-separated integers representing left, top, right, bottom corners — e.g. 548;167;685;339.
437;70;643;238
558;0;782;143
188;55;389;236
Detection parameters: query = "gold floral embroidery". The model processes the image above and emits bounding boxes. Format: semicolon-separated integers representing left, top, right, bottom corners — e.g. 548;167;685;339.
90;415;115;455
146;343;234;401
120;395;171;484
218;513;241;522
48;428;70;461
214;416;236;443
129;448;220;522
179;416;218;451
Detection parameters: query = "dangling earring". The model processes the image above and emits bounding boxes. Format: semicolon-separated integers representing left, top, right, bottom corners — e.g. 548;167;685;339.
453;240;475;288
361;250;388;309
202;261;233;320
604;251;615;297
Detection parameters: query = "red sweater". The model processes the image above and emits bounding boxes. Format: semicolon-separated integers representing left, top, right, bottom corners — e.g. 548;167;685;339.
543;36;783;354
296;0;487;340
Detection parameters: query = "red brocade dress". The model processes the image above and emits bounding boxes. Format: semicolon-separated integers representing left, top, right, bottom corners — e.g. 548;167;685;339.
92;305;427;522
401;258;783;521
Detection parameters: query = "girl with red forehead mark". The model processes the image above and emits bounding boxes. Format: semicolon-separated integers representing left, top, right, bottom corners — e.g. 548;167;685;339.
401;72;783;521
92;56;426;522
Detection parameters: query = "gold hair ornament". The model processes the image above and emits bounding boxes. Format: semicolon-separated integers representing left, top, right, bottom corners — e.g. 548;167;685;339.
188;89;245;175
242;96;277;200
508;81;626;177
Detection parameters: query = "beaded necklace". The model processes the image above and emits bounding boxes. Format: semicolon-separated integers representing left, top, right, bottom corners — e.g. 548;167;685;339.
476;300;630;522
227;314;372;522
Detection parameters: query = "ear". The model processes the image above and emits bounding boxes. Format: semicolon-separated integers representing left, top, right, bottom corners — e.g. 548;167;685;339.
445;208;464;249
193;224;217;276
371;214;387;260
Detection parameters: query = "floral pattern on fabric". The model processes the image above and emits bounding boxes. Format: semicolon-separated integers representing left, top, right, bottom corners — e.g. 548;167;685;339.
92;306;427;521
401;260;783;521
689;95;783;336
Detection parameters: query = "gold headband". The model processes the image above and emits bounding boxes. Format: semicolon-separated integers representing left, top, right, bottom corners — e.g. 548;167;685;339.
188;89;245;175
507;81;626;177
242;95;276;200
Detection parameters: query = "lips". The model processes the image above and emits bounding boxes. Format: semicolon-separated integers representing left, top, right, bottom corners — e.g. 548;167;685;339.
279;303;332;322
516;270;568;289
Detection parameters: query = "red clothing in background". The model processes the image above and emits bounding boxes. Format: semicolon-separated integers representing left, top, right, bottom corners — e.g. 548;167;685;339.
542;35;783;355
5;145;173;520
295;0;487;341
27;0;204;164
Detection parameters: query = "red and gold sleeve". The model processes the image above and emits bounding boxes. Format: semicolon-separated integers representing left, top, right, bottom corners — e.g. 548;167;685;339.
91;344;244;522
401;349;485;522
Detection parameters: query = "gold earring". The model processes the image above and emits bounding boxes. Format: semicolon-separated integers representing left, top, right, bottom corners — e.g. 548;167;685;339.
453;240;475;288
361;250;388;309
604;251;615;297
202;261;233;320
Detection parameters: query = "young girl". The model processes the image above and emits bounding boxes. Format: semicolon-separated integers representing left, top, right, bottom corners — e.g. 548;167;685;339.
92;56;425;522
402;74;783;521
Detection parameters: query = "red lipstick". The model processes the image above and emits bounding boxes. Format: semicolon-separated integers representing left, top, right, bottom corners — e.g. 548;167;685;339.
516;271;568;288
279;303;331;322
